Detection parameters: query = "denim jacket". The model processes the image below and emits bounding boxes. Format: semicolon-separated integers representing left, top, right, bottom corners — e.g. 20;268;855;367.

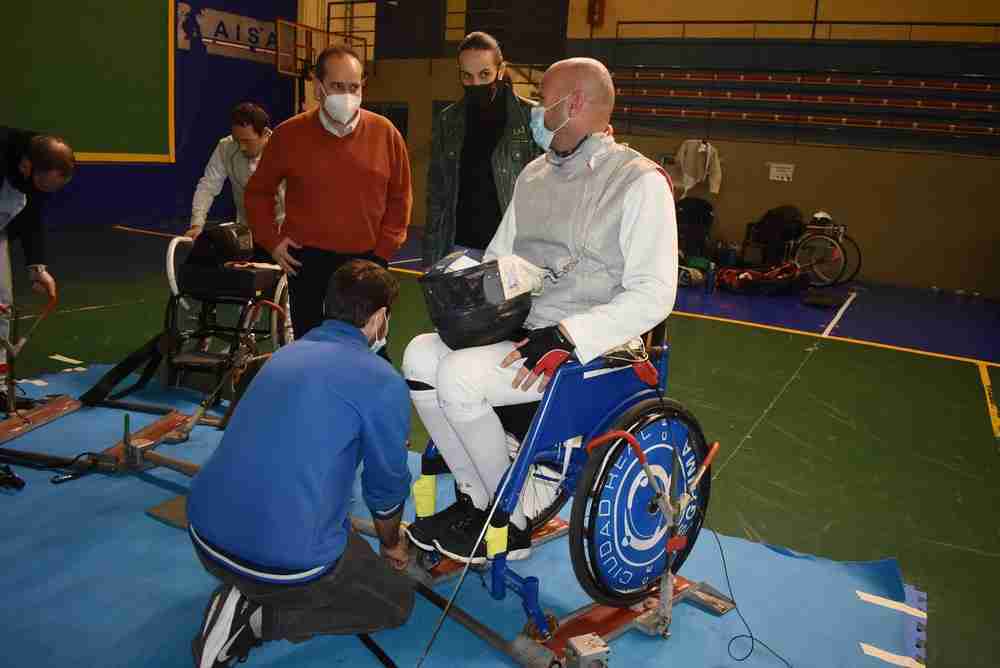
422;83;540;266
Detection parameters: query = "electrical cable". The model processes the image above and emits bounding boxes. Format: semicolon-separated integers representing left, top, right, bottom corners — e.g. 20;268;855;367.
650;336;792;666
708;527;793;667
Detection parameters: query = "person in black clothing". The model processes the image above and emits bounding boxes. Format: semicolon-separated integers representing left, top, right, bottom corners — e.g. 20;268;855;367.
0;131;74;387
422;32;540;266
454;37;507;252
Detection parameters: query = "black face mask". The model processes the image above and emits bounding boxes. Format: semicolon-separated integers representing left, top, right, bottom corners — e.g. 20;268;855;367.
464;79;499;108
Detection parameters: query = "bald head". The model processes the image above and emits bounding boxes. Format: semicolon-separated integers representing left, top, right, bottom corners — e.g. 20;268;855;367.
538;58;615;152
547;58;614;110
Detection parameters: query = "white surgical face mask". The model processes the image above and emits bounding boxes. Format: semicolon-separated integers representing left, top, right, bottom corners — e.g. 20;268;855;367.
321;87;362;125
529;94;570;152
370;312;389;354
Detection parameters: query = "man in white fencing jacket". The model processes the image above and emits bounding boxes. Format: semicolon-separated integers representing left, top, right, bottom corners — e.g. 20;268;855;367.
402;58;678;564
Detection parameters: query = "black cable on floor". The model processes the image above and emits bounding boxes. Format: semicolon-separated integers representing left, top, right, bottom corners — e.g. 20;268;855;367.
709;527;793;667
0;450;108;484
650;351;792;666
356;633;398;668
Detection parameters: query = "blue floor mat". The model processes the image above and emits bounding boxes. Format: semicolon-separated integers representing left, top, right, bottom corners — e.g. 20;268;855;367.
674;284;843;334
832;284;1000;363
0;367;922;667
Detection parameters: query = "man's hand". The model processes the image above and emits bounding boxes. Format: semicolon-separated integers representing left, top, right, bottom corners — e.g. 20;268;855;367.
271;237;303;276
184;226;203;240
500;325;575;393
379;528;410;570
30;269;57;300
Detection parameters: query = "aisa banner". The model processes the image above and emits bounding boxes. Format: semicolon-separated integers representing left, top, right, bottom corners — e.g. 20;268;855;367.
177;2;277;65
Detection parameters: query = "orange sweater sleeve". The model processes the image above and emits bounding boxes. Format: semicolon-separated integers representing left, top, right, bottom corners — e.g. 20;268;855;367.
245;126;289;253
374;125;413;261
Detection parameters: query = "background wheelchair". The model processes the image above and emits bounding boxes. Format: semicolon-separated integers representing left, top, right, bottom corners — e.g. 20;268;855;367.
81;222;294;418
413;322;718;639
164;223;292;394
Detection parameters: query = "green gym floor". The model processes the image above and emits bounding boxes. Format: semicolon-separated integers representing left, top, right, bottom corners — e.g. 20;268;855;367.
11;227;999;667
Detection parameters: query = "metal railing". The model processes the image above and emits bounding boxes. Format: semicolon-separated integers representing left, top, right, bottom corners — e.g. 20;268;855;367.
443;7;507;44
326;1;375;71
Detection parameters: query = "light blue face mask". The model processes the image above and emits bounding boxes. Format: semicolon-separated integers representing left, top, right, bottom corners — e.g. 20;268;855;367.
530;95;571;152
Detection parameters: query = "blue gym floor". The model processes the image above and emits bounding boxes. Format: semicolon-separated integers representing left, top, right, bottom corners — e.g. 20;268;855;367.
3;223;995;667
0;368;924;668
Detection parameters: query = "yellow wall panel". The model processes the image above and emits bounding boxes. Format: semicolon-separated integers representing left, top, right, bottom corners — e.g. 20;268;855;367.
569;0;815;39
625;131;1000;298
363;58;465;231
567;0;1000;40
818;0;1000;23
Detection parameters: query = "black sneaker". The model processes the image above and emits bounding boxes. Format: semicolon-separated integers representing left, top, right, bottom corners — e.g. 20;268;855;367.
192;585;262;668
434;516;534;564
433;506;490;564
405;492;474;552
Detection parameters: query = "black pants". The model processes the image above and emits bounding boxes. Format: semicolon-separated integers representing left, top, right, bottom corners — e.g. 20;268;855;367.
194;531;415;641
287;246;388;339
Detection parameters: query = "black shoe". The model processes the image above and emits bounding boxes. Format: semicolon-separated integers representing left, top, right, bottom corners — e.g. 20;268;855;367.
405;492;475;552
192;585;262;668
434;515;534;565
433;506;490;564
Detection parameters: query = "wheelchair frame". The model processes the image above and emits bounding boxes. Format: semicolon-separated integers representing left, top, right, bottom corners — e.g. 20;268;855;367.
162;234;291;400
421;333;717;643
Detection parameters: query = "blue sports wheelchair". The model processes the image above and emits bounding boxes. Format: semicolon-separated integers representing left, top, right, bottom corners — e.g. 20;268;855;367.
413;253;717;641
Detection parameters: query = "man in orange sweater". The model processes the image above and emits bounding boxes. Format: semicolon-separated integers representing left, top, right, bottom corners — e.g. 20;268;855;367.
246;45;412;339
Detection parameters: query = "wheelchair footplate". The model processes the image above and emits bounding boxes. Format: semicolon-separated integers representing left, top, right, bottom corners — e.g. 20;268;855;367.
0;395;82;445
502;579;735;668
515;577;734;667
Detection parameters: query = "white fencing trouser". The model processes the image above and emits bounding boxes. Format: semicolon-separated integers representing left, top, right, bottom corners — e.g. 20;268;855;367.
402;333;544;529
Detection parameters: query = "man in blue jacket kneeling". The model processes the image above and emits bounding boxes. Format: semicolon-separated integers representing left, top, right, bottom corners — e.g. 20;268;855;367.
187;259;414;667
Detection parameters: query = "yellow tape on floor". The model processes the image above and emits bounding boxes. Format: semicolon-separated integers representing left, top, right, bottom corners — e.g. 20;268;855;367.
978;363;1000;439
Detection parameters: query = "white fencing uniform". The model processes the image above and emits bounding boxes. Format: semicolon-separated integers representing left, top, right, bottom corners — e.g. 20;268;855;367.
402;133;678;527
190;131;285;234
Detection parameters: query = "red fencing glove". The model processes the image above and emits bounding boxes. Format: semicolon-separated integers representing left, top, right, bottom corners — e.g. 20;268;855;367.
514;326;575;391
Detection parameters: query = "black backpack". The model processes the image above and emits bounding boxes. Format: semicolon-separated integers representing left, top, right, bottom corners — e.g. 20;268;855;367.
675;197;715;259
747;205;804;266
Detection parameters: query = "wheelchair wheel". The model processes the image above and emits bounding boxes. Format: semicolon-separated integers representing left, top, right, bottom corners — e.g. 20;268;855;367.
270;275;294;346
569;398;711;608
839;234;862;285
794;233;846;287
505;433;571;532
